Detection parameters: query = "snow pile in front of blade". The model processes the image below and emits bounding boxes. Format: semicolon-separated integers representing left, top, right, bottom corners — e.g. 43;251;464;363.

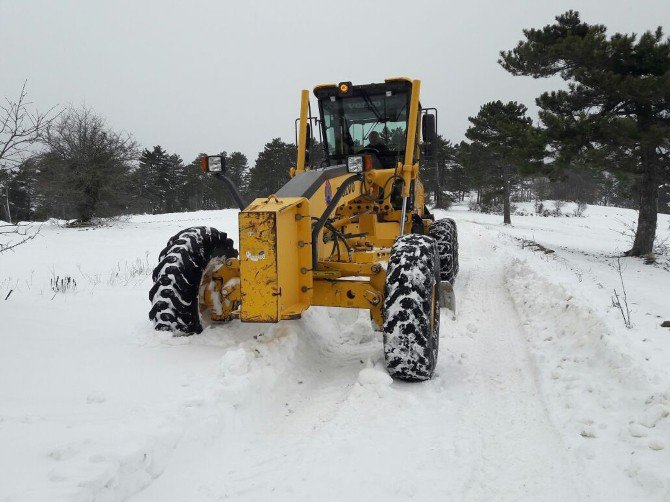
505;258;670;500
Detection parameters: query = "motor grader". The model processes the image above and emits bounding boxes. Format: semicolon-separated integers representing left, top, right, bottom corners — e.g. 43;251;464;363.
149;78;458;381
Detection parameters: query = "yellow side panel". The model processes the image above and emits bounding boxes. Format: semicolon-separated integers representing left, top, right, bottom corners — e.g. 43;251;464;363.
239;211;278;322
238;196;312;322
275;202;308;318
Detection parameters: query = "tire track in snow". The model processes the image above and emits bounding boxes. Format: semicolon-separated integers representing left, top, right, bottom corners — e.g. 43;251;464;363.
449;222;584;501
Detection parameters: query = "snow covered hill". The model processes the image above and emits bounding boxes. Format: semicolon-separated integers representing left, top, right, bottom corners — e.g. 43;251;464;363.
1;203;669;501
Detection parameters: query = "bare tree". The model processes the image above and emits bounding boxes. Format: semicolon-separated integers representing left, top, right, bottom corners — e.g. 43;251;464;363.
0;82;55;251
37;106;137;223
1;81;58;169
0;222;40;254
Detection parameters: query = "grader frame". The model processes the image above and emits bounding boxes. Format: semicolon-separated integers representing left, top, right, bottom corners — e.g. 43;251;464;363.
199;77;439;330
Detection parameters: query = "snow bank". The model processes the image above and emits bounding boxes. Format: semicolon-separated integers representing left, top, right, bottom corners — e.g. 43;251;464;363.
506;259;670;500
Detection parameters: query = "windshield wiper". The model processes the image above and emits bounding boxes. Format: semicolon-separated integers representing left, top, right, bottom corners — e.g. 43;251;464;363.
359;89;385;123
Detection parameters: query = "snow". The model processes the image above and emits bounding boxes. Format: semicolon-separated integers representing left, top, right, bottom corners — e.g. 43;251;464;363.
0;203;669;501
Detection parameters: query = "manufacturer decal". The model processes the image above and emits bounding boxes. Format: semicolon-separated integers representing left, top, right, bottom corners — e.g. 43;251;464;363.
245;250;266;262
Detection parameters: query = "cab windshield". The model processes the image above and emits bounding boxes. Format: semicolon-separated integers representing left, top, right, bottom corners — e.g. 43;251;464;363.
319;90;409;165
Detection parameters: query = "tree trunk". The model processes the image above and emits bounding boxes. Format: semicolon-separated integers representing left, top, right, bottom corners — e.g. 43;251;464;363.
5;187;11;224
503;169;512;225
627;161;658;256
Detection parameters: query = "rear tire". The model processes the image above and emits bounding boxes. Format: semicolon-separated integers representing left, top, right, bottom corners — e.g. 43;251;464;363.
429;218;459;283
382;234;440;381
149;226;238;335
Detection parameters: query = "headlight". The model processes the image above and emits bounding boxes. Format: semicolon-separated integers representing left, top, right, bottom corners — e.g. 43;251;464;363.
200;154;226;173
208;156;223;172
347;155;364;173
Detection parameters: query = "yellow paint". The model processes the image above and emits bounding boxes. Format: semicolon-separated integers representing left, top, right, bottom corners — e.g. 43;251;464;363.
295;90;310;174
402;79;421;197
200;78;432;330
204;258;241;321
313;83;337;92
238;196;311;322
312;279;382;313
238;210;279;322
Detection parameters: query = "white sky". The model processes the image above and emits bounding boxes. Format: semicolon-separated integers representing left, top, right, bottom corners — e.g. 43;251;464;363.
1;0;667;164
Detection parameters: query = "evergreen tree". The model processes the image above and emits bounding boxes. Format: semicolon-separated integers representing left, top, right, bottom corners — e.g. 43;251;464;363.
177;150;249;211
421;136;467;207
224;151;248;207
442;141;469;202
244;138;296;199
133;146;186;214
307;140;327;169
179;157;210;211
458;140;497;207
0;163;38;223
500;11;670;254
465;101;542;224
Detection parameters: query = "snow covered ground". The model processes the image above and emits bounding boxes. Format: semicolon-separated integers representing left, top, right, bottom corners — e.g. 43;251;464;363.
0;202;669;501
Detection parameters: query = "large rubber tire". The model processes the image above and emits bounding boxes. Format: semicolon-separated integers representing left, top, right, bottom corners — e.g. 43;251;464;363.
149;226;238;335
429;218;459;283
382;234;441;381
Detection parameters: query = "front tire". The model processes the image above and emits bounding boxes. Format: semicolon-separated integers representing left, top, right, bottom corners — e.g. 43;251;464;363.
149;226;238;335
382;234;440;381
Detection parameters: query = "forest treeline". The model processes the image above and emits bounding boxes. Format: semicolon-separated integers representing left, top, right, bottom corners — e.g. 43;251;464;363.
2;115;654;224
1;11;668;256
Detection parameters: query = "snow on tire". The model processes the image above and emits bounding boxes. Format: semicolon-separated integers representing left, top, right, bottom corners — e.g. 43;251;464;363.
382;234;440;381
429;218;459;283
149;226;238;335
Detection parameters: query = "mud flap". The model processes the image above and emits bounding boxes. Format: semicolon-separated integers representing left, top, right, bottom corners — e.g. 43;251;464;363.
439;280;456;316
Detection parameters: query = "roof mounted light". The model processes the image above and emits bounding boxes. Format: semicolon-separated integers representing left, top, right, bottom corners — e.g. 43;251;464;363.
338;81;352;96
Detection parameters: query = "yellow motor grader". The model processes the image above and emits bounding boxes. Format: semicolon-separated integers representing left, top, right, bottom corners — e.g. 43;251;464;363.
149;78;458;381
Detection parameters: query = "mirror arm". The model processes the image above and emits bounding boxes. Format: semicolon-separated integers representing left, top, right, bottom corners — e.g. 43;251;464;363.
214;173;247;210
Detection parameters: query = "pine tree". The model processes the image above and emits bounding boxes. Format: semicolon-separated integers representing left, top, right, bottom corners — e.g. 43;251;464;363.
443;141;469;202
465;101;542;224
1;160;39;222
421;136;466;208
176;150;249;211
134;146;188;214
307;140;327;169
134;146;166;213
244;138;296;200
224;151;248;207
458;140;496;207
500;11;670;255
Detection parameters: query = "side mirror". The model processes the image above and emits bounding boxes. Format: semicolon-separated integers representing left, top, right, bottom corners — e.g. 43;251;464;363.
200;154;226;173
422;113;438;161
306;123;313;148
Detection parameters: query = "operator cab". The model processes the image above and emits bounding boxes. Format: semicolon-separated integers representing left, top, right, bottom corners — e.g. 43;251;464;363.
314;79;413;170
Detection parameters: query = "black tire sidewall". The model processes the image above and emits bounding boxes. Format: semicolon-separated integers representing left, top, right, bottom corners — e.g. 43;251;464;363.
382;234;440;381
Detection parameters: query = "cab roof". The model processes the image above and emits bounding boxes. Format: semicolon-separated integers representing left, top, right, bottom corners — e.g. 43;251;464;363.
313;77;415;98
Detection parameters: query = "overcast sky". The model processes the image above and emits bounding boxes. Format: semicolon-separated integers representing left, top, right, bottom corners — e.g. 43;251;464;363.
1;0;667;164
